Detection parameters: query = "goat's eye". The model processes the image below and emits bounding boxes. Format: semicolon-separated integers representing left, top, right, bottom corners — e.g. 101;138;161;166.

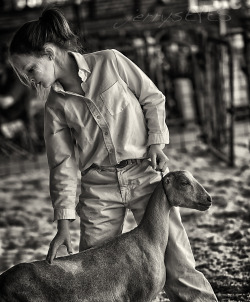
181;181;190;186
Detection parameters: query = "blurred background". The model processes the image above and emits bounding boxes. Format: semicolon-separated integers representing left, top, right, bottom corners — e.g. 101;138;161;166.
0;0;250;168
0;1;250;301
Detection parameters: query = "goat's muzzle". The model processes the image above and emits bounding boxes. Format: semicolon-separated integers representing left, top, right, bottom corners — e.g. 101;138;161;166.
198;195;212;211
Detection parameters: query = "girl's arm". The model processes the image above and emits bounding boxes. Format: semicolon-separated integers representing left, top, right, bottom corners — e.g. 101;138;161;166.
112;49;169;171
44;102;78;262
44;102;78;222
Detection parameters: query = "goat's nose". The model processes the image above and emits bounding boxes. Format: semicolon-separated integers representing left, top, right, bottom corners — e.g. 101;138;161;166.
207;196;212;203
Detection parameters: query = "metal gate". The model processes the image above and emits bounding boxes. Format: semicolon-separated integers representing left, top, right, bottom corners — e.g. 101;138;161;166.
200;37;235;166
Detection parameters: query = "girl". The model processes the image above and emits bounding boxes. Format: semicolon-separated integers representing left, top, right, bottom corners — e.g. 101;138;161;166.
9;7;217;302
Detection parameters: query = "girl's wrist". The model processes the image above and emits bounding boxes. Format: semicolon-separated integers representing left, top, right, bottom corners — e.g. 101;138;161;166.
57;219;70;230
150;143;165;150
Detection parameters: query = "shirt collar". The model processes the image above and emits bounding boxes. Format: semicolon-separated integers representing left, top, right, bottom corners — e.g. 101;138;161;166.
52;51;91;94
70;51;91;74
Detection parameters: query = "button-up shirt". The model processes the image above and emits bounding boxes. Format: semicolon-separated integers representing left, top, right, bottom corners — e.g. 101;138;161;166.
44;49;169;221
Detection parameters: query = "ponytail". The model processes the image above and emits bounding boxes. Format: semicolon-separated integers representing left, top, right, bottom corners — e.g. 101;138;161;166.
9;7;83;57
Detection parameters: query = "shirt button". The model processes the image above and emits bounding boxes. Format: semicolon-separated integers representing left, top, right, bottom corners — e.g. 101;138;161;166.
109;149;113;153
104;131;108;136
96;115;100;119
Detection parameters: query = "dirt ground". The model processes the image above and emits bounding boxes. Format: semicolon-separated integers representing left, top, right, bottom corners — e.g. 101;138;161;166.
0;143;249;301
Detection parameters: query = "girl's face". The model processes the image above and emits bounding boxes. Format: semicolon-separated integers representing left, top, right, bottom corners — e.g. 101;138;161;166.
11;54;56;88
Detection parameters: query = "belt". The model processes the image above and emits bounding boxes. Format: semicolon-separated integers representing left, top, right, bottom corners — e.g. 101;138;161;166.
91;159;143;170
115;159;142;168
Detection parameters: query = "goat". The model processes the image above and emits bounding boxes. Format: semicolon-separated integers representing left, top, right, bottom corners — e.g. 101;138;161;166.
0;170;212;302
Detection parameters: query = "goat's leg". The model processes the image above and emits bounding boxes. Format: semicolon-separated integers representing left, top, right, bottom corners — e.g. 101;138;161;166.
163;208;218;302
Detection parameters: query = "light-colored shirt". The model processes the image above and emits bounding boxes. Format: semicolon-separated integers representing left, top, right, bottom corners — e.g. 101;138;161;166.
44;49;169;221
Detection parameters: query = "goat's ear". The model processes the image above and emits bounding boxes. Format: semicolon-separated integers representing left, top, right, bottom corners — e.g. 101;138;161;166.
165;177;170;185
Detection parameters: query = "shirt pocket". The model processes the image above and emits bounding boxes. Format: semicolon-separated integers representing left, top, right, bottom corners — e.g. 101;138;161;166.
100;81;129;115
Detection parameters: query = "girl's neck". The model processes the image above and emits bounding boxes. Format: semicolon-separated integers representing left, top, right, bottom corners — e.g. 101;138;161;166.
56;52;82;93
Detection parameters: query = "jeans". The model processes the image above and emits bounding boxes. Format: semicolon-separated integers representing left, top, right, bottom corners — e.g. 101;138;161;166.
76;159;218;302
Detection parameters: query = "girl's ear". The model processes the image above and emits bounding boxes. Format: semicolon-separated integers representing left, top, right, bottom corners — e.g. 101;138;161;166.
43;43;56;60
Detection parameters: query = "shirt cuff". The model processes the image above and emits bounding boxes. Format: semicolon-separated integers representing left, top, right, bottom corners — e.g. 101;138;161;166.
53;208;76;222
147;130;169;146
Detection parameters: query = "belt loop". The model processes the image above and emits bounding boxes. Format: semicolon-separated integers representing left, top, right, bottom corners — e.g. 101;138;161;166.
136;159;141;165
81;165;93;176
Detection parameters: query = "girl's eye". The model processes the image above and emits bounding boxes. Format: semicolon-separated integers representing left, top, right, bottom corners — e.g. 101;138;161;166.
27;66;36;74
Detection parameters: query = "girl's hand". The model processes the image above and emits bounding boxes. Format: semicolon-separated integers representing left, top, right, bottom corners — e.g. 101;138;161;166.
46;220;73;264
148;144;169;172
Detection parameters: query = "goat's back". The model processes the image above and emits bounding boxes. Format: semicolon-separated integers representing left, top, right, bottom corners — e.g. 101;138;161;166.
0;229;165;302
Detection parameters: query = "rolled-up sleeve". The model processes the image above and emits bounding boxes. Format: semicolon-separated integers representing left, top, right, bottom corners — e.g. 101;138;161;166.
44;103;77;221
112;49;169;146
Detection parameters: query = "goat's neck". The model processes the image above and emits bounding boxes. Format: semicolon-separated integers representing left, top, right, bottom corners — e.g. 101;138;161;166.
139;181;171;252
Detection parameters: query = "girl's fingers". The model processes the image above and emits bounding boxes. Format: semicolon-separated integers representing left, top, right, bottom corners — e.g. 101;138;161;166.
150;153;157;170
161;161;169;172
46;249;52;264
150;148;169;171
46;243;53;263
49;245;58;264
66;240;73;254
157;154;169;171
46;241;59;264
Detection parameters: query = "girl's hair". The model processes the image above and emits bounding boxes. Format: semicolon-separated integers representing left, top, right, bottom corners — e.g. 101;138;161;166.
9;7;83;57
9;7;83;98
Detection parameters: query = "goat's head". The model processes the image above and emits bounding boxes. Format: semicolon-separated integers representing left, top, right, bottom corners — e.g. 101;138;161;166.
162;170;212;211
